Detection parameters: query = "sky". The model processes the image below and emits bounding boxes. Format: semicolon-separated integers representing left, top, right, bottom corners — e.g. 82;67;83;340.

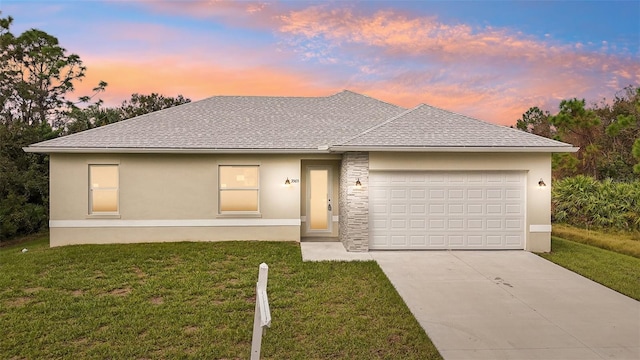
1;0;639;126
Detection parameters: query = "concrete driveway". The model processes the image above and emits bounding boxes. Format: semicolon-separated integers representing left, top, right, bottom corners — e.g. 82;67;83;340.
370;251;640;360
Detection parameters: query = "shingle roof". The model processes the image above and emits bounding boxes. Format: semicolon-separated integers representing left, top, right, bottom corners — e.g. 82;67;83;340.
29;90;404;151
338;104;571;148
27;90;575;153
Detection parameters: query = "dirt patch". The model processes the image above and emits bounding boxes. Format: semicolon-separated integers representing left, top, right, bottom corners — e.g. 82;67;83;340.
387;333;402;344
23;287;45;294
9;356;29;360
97;325;109;333
132;266;146;279
211;282;227;290
6;297;30;307
183;325;199;334
150;296;163;305
71;290;84;297
186;298;202;307
93;270;106;280
72;337;89;346
108;288;131;296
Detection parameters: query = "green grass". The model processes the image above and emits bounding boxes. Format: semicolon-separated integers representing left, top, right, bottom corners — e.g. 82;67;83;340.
540;237;640;300
0;235;441;360
552;223;640;258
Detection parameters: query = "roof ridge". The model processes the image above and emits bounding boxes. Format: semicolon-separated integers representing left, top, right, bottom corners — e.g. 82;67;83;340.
329;89;407;110
204;93;332;100
337;104;425;145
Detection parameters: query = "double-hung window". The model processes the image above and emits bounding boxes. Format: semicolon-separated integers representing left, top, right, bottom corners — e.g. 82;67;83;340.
219;165;259;214
89;164;119;214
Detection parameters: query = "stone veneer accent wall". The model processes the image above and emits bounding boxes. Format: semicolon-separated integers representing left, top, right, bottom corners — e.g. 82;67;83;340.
339;152;369;251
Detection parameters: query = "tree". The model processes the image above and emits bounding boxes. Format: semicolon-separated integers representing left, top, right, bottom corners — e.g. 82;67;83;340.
63;102;122;135
63;93;191;135
547;99;601;178
0;13;103;240
516;106;553;138
0;121;56;239
597;86;640;180
516;86;639;180
0;15;92;127
119;93;191;119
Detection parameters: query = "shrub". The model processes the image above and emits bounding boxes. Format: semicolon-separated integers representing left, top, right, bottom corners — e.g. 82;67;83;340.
552;175;640;231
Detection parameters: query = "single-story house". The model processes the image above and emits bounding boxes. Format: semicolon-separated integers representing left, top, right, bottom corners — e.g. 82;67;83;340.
25;90;577;251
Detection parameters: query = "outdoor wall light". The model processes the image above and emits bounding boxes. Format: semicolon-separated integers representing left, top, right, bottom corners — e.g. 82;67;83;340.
355;178;362;188
538;178;546;188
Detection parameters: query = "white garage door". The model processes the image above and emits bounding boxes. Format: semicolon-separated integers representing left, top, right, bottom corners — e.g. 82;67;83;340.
369;171;525;250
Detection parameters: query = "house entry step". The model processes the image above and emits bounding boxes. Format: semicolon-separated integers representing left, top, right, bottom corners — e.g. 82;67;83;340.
301;237;340;243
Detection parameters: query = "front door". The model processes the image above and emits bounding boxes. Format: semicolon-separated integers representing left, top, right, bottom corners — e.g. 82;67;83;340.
306;166;332;234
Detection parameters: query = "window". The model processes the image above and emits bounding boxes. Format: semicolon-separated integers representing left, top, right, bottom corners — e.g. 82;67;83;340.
89;165;119;214
219;165;259;213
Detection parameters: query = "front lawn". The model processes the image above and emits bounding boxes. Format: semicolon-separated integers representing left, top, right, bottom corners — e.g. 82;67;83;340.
540;237;640;301
552;223;640;258
0;235;441;359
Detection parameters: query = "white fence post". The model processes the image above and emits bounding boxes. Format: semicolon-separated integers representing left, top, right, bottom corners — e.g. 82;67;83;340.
250;263;271;360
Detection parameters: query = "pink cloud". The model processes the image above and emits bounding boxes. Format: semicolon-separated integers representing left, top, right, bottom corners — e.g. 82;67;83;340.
278;6;638;74
276;6;639;122
68;2;639;126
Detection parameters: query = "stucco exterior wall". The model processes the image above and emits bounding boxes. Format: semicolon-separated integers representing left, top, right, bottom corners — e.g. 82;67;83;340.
369;152;552;252
49;153;304;246
49;151;553;252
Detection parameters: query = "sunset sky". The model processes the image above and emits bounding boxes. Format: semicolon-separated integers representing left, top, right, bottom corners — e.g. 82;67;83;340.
2;0;639;125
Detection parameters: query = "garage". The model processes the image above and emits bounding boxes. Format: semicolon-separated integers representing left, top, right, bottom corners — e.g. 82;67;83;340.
369;171;526;250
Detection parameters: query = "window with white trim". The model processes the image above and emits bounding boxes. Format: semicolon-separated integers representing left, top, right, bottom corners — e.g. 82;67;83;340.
219;165;259;213
89;164;119;214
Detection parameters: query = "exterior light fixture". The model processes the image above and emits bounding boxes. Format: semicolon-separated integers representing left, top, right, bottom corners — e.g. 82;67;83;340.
355;178;362;187
284;178;291;186
538;178;546;188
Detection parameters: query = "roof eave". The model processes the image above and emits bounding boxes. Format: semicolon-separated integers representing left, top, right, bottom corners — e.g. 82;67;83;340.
329;145;579;153
22;146;333;154
24;145;580;154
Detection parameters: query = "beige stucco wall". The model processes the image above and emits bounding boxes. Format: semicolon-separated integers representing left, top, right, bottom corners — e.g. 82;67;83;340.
369;152;552;252
49;151;553;251
49;153;307;246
